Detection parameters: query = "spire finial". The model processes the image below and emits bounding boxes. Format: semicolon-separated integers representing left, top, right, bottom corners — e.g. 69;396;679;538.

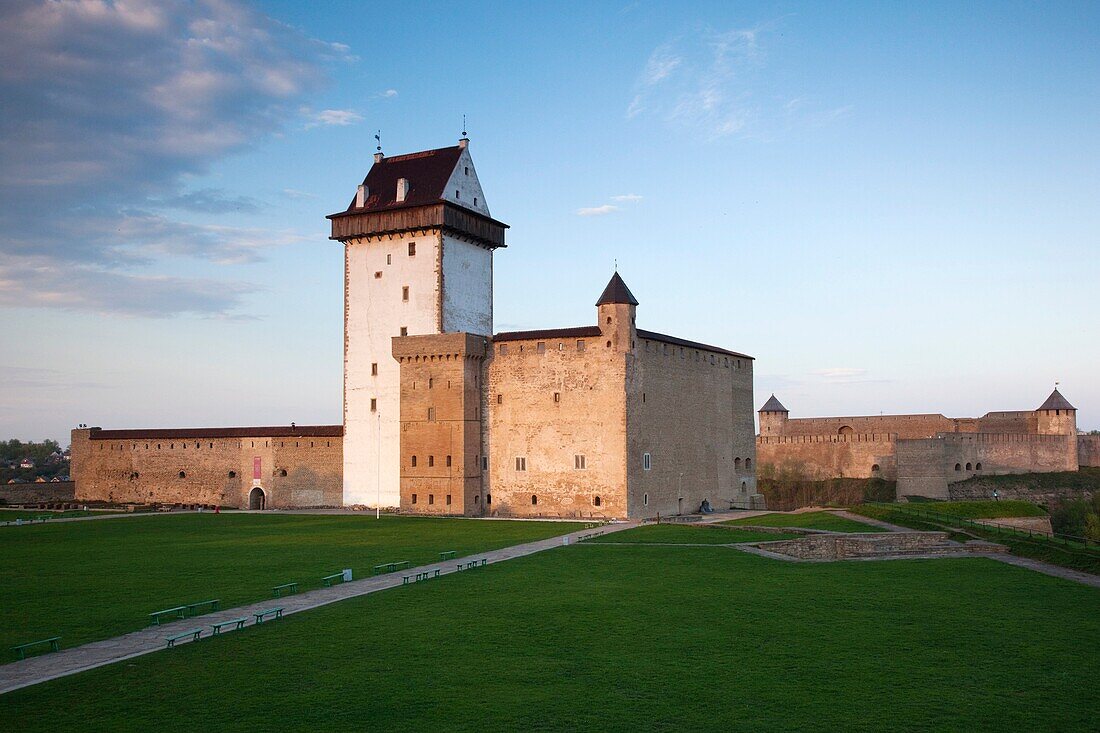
375;130;381;153
462;114;467;139
614;258;618;272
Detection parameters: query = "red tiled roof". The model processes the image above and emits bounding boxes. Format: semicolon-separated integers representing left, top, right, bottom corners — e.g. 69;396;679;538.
88;426;343;440
335;146;463;215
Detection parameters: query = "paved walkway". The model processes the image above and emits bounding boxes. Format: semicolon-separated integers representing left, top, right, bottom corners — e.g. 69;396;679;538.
0;520;638;695
830;509;909;532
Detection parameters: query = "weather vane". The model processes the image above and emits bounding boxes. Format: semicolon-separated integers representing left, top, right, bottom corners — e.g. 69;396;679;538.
375;130;381;152
462;114;467;138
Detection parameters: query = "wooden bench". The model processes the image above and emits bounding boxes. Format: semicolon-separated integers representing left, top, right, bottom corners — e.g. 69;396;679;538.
253;607;283;624
210;617;248;635
186;599;220;616
415;570;441;582
11;636;60;661
322;573;344;587
373;561;411;575
439;550;457;560
149;606;188;626
166;628;202;648
402;574;412;585
272;582;298;597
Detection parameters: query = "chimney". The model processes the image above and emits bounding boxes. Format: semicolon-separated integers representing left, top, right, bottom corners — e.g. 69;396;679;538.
458;137;469;149
355;184;366;208
374;151;384;163
396;178;409;202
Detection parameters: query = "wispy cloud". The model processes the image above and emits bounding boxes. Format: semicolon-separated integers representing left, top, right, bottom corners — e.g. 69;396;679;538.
303;108;364;128
611;194;644;202
576;205;619;217
282;188;319;200
627;22;848;139
0;0;343;317
379;88;398;99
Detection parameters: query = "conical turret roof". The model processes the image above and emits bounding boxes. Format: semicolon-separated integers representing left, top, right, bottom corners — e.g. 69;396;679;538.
759;394;789;413
1038;388;1075;411
595;272;639;306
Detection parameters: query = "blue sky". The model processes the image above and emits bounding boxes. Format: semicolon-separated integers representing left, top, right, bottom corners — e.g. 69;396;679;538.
1;0;1097;442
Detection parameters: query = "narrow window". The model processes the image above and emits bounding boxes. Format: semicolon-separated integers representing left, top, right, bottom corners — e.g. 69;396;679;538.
575;454;586;470
497;394;503;404
553;392;560;403
966;462;972;471
429;455;435;467
446;494;452;505
371;362;378;376
741;481;747;493
455;189;460;198
642;392;646;403
745;458;751;470
387;254;392;265
428;407;435;421
428;378;433;388
412;455;418;467
412;493;418;504
594;496;601;507
955;463;962;471
400;326;408;336
606;340;611;348
643;452;652;471
446;455;452;467
735;457;742;470
515;457;527;471
370;398;377;412
464;166;469;175
499;344;508;355
606;316;612;324
644;493;649;506
531;494;538;506
577;340;585;351
486;493;492;504
482;456;488;471
976;462;983;471
402;286;409;302
474;197;478;206
408;242;415;256
537;341;546;354
429;494;434;505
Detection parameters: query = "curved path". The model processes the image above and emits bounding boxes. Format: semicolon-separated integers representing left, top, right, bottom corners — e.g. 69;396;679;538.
0;520;637;695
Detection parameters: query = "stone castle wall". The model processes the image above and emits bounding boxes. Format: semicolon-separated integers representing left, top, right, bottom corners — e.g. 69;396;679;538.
627;338;758;516
71;428;342;508
1079;435;1100;467
756;433;897;480
484;330;628;520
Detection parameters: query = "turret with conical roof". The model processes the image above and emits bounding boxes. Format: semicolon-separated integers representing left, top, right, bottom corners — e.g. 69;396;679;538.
758;394;789;435
597;272;637;352
1036;387;1077;442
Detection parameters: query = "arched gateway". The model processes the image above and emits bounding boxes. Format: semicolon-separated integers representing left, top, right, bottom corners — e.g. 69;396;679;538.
249;487;266;510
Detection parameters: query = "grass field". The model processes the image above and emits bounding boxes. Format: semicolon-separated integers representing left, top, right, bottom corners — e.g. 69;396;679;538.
722;511;878;533
0;513;580;652
905;500;1047;519
2;543;1096;731
583;523;799;544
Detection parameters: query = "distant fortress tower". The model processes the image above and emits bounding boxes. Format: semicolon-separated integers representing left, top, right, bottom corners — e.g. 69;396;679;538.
327;139;508;507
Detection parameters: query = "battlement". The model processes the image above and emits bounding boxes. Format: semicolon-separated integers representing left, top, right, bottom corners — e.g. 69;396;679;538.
757;433;897;445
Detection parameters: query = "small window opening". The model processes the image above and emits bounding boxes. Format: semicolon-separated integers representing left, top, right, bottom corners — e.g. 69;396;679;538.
644;493;649;506
412;493;418;504
446;494;452;505
515;457;527;471
554;392;560;403
371;398;377;412
374;271;382;279
408;242;416;256
371;363;378;376
537;341;546;354
400;326;408;336
643;452;652;471
412;455;418;467
178;471;186;479
402;286;409;302
577;340;585;351
745;458;751;470
280;469;288;477
497;394;503;404
228;470;237;478
446;455;452;467
429;494;435;505
531;494;538;506
976;462;983;471
955;463;962;471
575;454;586;470
428;455;435;467
594;495;601;507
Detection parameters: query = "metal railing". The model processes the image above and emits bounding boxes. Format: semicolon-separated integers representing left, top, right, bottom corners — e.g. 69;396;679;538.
867;503;1100;554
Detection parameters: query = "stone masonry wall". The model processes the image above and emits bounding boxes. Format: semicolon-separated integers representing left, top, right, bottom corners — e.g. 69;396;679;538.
628;334;757;517
1079;435;1100;467
485;330;627;520
71;428;342;508
756;434;897;480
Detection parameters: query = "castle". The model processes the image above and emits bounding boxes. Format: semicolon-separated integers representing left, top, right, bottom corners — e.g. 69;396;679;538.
71;139;763;518
756;389;1099;498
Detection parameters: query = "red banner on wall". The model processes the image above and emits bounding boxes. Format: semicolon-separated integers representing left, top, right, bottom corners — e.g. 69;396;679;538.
253;456;261;480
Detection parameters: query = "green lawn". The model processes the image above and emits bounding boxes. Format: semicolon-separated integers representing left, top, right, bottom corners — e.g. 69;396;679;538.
3;544;1097;731
583;523;800;544
723;510;879;533
909;500;1047;519
0;513;579;651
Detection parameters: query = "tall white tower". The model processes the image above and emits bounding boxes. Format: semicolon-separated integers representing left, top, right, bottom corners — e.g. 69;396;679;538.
328;139;507;507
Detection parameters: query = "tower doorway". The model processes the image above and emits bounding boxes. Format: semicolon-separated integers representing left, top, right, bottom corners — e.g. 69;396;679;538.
249;487;266;510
